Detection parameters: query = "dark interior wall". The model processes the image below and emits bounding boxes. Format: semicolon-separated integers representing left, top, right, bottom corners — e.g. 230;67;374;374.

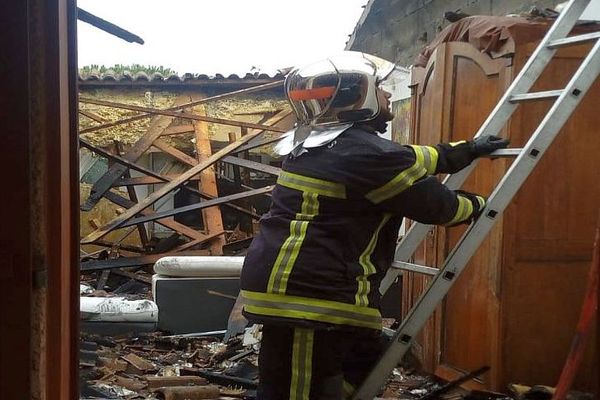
346;0;561;66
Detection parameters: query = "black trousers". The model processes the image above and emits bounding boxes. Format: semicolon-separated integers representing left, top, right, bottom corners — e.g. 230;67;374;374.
257;324;384;400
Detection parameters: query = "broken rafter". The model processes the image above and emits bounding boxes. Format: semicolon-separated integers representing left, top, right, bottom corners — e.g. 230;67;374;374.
192;97;225;255
102;191;211;242
77;8;144;44
119;185;274;228
80;138;259;219
114;140;150;247
222;156;281;176
81;95;190;211
79;109;106;123
152;139;198;167
81;117;286;244
161;124;195;136
90;240;145;254
78;80;284;134
78;97;287;133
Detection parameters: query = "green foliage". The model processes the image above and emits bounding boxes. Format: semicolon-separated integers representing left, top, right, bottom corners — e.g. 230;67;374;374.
79;64;177;76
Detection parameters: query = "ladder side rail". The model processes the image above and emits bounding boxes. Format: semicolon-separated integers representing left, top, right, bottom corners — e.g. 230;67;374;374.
355;33;600;400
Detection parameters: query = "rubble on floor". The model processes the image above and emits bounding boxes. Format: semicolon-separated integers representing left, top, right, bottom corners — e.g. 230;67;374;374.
80;330;258;399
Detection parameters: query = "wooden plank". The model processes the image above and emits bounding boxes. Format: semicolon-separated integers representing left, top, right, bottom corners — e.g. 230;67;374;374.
80;250;211;271
117;141;150;247
102;191;209;242
78;109;106;123
231;111;295;154
89;240;145;254
77;8;144;44
119;185;274;227
171;233;225;252
79;80;284;135
79;97;288;133
81;110;291;244
161;124;195;136
222;156;281;176
114;175;198;186
153;138;198;167
192;98;225;255
81;95;189;211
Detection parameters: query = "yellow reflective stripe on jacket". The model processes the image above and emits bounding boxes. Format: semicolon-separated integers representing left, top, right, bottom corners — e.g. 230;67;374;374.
267;220;310;294
365;151;428;204
241;290;382;330
296;191;319;221
355;214;392;307
278;171;346;199
290;328;314;400
446;195;474;225
409;145;439;175
449;140;467;147
267;191;319;294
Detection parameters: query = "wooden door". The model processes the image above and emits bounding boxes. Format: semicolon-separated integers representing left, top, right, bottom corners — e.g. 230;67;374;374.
406;42;511;387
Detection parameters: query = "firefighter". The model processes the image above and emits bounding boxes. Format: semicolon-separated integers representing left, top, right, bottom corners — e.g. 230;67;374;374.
240;51;508;400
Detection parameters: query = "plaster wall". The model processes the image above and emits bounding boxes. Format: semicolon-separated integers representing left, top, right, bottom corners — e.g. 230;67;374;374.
346;0;600;66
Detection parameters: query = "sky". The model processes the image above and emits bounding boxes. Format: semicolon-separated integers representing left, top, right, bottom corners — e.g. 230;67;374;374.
77;0;368;76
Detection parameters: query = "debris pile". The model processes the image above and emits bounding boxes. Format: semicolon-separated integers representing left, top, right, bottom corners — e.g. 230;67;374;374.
80;331;258;399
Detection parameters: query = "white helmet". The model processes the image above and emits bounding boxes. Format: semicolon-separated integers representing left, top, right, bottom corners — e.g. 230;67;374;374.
285;51;397;126
276;51;399;155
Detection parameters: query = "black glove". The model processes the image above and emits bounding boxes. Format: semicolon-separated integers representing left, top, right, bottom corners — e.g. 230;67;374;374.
435;135;510;174
469;135;510;157
446;190;486;227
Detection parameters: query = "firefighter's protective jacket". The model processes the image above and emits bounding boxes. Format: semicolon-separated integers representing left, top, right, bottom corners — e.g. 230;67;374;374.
240;126;484;332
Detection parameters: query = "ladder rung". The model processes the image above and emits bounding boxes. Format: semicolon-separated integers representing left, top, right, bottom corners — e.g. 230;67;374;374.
509;90;564;103
391;261;438;276
484;148;522;158
547;32;600;49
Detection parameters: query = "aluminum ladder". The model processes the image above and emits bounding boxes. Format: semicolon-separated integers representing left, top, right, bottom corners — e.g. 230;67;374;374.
353;0;600;398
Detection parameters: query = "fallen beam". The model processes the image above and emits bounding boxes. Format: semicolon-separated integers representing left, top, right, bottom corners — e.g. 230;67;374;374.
222;156;281;176
81;96;189;211
81;138;259;219
102;191;211;242
77;8;144;44
119;186;274;227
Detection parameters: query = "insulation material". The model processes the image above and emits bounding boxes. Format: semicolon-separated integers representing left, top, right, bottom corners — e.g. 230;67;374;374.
79;88;290;153
79;88;178;147
80;183;144;251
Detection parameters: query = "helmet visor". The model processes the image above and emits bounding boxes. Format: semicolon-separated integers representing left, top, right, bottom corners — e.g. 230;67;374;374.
284;51;400;125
